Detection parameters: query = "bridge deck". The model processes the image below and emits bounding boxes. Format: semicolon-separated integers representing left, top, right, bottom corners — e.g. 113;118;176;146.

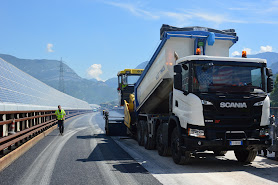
0;113;161;185
1;112;278;185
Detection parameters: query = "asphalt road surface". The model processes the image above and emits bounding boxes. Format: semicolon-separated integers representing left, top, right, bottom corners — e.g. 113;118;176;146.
0;112;161;185
1;111;278;185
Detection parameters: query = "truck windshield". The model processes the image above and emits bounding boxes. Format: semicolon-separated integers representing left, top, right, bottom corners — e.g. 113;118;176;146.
192;62;265;93
122;75;140;85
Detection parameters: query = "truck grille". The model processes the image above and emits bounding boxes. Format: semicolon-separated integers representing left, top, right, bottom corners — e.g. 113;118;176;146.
203;103;262;127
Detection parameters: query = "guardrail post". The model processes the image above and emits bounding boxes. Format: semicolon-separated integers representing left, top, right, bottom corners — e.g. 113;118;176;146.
2;114;8;137
42;112;45;123
45;112;49;121
8;114;16;135
26;113;29;128
16;114;20;132
33;112;36;126
39;112;42;124
30;112;34;127
20;113;25;131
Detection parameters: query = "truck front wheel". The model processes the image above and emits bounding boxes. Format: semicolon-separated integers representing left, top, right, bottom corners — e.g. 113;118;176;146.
171;127;191;165
234;149;257;163
156;124;171;156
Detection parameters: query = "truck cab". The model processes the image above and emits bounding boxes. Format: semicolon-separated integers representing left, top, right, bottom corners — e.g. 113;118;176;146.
173;55;273;156
117;69;144;106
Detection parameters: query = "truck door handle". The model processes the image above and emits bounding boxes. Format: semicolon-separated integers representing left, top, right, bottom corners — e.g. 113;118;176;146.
175;100;178;107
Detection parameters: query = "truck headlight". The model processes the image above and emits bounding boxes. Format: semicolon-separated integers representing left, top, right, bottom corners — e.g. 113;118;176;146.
188;128;205;138
254;101;264;106
201;100;213;105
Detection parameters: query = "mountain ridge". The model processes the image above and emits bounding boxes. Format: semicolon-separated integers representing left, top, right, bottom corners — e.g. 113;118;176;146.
234;52;278;74
0;54;117;104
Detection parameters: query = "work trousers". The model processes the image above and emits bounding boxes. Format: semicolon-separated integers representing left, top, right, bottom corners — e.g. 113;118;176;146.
58;120;64;134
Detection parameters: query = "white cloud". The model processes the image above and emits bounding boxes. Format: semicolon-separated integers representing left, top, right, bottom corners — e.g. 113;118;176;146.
47;43;54;52
259;45;273;53
105;2;244;25
243;48;252;55
232;51;240;56
160;12;192;27
228;7;249;11
104;1;277;25
185;11;246;24
86;64;103;81
105;2;159;20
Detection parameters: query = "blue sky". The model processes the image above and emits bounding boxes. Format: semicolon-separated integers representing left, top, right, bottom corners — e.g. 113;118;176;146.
0;0;278;81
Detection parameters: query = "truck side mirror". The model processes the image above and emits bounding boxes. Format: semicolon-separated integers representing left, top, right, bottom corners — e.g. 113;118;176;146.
174;74;182;91
174;65;182;73
267;77;274;93
266;68;273;77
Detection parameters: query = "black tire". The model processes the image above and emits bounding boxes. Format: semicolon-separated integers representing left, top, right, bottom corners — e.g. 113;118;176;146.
213;150;227;156
143;122;155;150
142;121;148;147
156;124;171;156
171;127;191;165
137;121;144;146
234;149;257;163
275;152;278;161
105;128;110;136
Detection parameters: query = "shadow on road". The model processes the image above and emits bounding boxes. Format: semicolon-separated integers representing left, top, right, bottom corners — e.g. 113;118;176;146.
76;134;148;174
111;137;278;184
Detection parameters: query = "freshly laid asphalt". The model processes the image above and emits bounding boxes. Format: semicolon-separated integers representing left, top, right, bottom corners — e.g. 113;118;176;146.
0;112;162;185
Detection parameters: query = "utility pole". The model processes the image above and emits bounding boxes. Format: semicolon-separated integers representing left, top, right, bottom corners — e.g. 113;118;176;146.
59;57;65;93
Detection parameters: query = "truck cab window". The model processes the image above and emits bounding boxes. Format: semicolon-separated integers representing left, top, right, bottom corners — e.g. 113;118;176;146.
192;62;265;93
181;64;189;92
251;68;262;88
122;75;127;85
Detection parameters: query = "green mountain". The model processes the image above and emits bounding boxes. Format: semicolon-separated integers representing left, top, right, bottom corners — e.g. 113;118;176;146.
0;54;117;104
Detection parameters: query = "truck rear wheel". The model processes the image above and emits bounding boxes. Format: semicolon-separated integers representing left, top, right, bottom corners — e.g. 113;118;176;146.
171;127;190;165
143;122;155;150
234;149;257;163
137;121;144;146
156;124;171;156
213;150;227;156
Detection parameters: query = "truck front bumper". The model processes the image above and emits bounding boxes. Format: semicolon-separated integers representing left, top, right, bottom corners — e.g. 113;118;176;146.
182;135;271;151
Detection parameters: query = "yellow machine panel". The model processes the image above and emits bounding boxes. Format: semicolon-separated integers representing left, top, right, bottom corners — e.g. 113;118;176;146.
117;69;144;76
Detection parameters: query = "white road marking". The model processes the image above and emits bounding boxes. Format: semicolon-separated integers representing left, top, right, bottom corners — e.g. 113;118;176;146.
18;122;86;185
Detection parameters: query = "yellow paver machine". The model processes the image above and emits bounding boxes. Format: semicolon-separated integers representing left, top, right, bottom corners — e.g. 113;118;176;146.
104;69;143;136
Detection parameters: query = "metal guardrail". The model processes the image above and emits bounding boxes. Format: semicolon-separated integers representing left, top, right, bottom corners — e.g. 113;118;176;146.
0;110;92;157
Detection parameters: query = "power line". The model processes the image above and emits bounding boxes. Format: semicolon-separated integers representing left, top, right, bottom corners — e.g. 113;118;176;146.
59;57;65;93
